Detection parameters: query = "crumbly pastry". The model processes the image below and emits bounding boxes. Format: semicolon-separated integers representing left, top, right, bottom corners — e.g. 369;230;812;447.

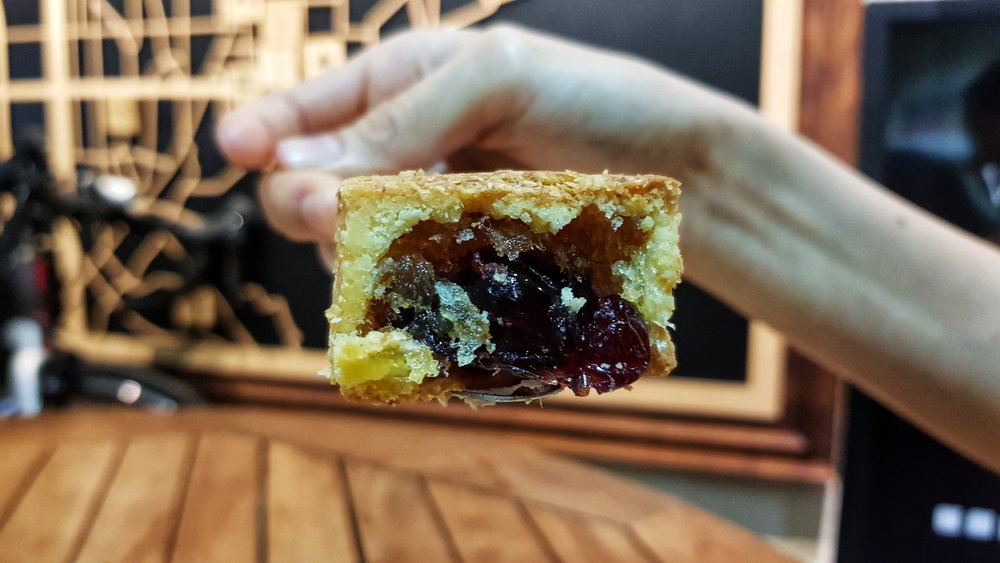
326;170;682;404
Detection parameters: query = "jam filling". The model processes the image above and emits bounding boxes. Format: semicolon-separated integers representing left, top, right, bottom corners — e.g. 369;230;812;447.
372;243;651;396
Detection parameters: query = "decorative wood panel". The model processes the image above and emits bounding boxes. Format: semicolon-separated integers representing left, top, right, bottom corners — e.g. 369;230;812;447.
1;0;513;347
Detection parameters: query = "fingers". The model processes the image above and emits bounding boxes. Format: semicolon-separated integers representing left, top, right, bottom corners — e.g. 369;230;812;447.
258;170;339;243
216;30;469;170
229;25;539;274
260;61;512;246
317;240;338;273
275;39;528;175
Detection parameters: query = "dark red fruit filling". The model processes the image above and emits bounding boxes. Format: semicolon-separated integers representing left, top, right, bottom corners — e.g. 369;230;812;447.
464;252;577;375
563;294;651;395
380;250;650;396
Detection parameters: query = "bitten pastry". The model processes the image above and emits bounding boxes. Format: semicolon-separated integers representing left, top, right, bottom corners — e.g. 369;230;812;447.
326;170;682;405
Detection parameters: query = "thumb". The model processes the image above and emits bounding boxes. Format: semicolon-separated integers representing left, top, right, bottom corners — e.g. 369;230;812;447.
258;170;340;243
275;54;522;175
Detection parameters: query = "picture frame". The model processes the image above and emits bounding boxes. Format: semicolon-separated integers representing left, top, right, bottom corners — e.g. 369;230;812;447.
1;0;853;482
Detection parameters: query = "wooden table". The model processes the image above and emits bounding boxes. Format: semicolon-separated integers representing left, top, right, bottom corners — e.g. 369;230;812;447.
0;407;794;563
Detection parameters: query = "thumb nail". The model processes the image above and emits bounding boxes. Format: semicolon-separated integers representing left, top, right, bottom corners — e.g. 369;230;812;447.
301;185;339;238
278;135;343;168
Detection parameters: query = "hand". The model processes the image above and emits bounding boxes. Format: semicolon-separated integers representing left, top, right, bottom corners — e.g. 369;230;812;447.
217;25;1000;474
215;25;758;260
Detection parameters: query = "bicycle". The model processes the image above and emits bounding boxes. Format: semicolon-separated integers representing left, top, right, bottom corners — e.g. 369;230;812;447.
0;136;265;415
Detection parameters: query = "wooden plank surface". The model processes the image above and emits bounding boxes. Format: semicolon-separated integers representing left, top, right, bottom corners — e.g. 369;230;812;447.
633;505;793;563
76;433;193;563
0;408;795;562
426;480;555;562
188;377;835;483
0;440;119;563
0;441;48;523
267;442;360;563
58;330;840;486
346;461;458;563
171;432;260;563
526;503;656;563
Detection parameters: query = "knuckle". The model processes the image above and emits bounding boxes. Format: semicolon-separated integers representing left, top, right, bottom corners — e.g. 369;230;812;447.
258;174;314;242
277;90;312;134
354;100;406;147
480;25;531;72
483;24;525;46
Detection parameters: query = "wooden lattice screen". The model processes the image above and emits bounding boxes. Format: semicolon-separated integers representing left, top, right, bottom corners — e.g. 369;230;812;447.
0;0;511;376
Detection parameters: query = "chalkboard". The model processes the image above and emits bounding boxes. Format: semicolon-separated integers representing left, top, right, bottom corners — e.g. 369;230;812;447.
4;0;763;383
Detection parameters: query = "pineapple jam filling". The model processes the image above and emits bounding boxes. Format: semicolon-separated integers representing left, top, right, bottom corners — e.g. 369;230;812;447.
367;211;652;396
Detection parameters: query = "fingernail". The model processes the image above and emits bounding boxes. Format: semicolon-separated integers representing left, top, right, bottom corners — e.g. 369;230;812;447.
300;177;340;236
320;183;340;208
278;135;343;168
216;115;271;169
301;185;338;217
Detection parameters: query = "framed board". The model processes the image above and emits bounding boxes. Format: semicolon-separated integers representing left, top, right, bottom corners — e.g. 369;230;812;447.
1;0;848;482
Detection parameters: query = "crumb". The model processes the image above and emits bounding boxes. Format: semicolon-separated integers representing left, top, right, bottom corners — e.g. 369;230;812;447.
560;287;587;314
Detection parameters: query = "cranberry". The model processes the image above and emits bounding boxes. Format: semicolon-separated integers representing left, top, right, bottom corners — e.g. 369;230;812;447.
466;251;575;369
463;253;649;395
562;295;651;395
376;247;651;395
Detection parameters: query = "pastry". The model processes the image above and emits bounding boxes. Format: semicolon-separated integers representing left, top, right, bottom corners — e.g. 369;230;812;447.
326;170;682;404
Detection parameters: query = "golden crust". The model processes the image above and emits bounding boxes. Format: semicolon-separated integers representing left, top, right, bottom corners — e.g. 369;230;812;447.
338;373;464;405
339;170;681;216
327;170;682;405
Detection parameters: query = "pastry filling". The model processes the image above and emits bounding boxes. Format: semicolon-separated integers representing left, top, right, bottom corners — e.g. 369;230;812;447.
368;212;651;396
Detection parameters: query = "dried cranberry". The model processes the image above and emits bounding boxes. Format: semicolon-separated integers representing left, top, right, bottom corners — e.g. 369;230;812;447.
561;296;650;395
466;252;574;369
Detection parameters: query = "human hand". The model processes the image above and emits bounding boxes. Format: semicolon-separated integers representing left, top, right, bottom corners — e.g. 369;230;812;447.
215;25;759;261
217;24;1000;474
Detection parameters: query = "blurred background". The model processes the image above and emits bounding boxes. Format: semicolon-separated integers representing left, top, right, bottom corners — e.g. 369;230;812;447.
1;1;998;562
843;2;1000;562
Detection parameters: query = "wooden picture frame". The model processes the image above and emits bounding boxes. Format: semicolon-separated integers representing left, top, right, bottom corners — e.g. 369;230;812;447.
2;0;863;483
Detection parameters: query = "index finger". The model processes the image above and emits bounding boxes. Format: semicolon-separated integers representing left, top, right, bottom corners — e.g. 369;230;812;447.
215;29;470;170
